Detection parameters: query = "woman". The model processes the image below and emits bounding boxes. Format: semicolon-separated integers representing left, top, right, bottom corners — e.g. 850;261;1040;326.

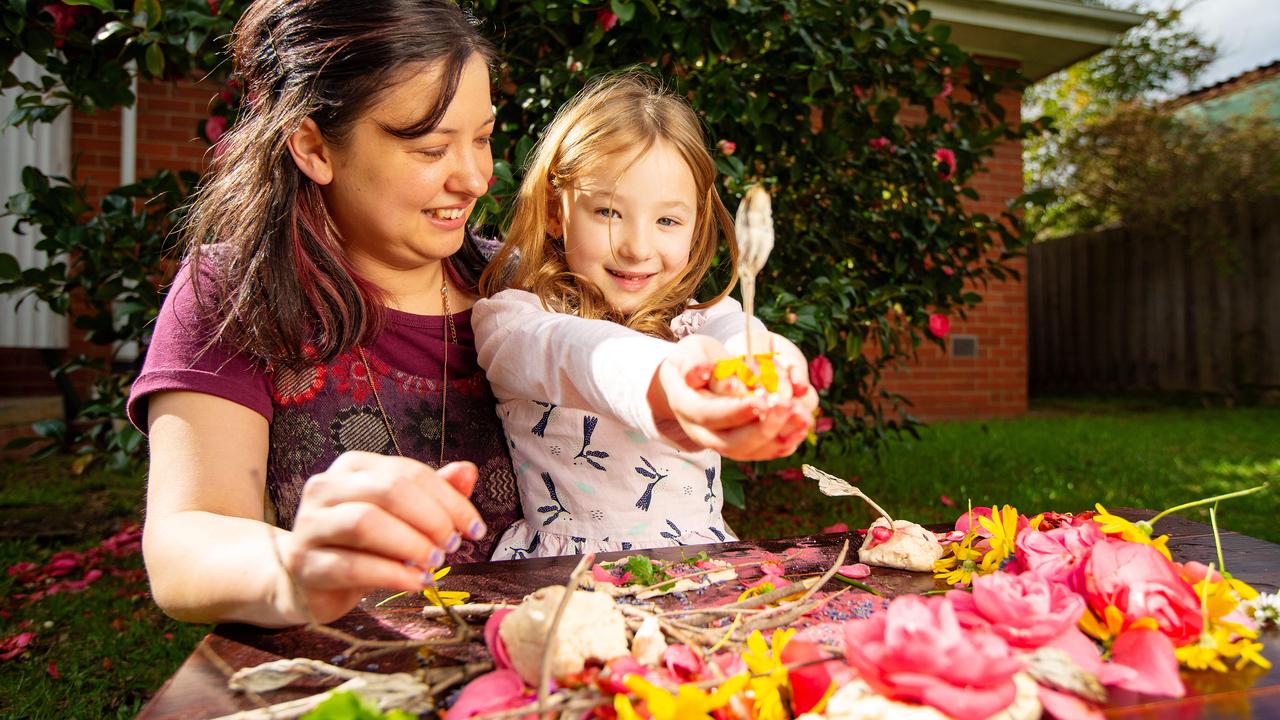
132;0;798;628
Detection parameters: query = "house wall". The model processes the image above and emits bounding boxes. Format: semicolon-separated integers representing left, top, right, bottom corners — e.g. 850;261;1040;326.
4;71;1028;422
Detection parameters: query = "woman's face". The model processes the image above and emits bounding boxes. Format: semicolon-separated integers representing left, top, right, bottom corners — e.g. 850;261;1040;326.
320;55;494;279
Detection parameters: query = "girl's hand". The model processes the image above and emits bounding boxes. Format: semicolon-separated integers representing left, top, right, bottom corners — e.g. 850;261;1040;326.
279;453;486;623
650;335;813;461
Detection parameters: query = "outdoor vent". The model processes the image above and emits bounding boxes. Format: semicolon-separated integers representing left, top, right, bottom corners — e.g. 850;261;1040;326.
951;335;979;358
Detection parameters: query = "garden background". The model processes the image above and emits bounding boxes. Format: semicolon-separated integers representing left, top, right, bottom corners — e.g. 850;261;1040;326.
0;0;1276;716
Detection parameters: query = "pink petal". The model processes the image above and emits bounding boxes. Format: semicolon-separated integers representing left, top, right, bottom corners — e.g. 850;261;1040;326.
663;644;702;680
444;669;530;720
600;656;647;694
1036;685;1105;720
837;563;871;579
592;564;621;585
1107;628;1185;698
760;560;786;577
940;494;956;507
823;522;849;534
484;608;514;671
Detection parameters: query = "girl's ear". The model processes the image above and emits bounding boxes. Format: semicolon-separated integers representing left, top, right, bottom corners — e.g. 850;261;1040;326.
545;185;564;239
287;118;335;186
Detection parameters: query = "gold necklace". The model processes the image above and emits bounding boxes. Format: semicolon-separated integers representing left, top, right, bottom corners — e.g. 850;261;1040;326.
357;276;458;466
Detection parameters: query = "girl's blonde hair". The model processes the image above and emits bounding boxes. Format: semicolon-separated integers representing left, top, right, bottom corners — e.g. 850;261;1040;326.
480;72;738;340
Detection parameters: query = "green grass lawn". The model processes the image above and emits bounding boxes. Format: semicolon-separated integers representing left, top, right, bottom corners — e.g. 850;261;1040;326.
0;399;1275;717
0;457;209;719
727;400;1280;544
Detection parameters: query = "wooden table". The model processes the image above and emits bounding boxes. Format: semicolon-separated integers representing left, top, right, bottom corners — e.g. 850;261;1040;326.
138;510;1279;719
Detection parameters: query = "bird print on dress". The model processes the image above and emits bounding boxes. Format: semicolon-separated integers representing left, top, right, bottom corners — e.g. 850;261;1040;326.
634;456;668;511
506;532;541;560
531;401;557;437
659;519;685;545
536;472;571;525
703;466;717;513
708;527;727;542
573;415;609;471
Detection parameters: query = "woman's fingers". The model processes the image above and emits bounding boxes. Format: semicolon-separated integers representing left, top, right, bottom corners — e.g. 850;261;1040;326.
303;454;485;549
291;545;426;595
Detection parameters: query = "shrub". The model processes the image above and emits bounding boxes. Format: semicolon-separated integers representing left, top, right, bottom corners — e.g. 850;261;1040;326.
2;1;1035;485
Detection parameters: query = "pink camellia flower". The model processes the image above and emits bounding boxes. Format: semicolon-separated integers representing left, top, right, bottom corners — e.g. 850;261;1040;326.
939;494;956;507
1016;521;1103;593
823;522;849;534
843;595;1023;720
814;416;834;434
663;644;702;680
928;313;950;338
934;148;957;181
948;571;1087;650
775;467;804;483
868;136;891;152
41;3;80;47
444;669;531;720
808;355;833;392
596;8;618;32
204;115;228;144
783;640;856;714
717;139;737;156
484;608;514;670
1083;539;1203;647
935;80;954;100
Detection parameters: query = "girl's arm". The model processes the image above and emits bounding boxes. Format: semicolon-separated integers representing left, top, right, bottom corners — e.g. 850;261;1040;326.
474;289;804;460
143;391;483;626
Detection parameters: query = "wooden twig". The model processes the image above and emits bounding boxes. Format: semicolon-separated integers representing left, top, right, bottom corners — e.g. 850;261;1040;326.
536;553;595;718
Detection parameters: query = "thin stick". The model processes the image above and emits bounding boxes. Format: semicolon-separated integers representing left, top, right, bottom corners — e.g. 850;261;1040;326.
420;602;516;619
536;553;595;718
619;561;746;597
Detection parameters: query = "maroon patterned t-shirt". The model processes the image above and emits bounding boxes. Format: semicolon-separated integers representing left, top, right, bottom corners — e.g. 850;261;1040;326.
127;266;520;563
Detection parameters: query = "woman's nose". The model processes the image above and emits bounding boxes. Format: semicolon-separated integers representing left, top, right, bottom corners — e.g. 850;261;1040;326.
449;147;490;197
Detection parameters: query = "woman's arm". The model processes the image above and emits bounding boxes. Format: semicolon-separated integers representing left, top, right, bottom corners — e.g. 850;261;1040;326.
143;391;484;627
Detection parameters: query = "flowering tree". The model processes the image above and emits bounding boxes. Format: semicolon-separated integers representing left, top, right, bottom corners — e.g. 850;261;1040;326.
1;1;1035;482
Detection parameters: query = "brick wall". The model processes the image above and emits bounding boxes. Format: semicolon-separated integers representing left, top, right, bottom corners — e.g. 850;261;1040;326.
879;78;1027;420
15;70;1028;422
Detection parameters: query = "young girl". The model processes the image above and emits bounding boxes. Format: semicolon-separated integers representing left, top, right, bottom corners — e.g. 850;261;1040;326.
130;1;796;627
476;74;815;559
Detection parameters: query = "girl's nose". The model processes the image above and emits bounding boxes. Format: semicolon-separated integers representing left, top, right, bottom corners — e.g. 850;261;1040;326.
615;224;655;262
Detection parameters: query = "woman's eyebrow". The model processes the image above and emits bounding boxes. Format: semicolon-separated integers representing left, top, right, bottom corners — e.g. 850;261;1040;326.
425;113;497;136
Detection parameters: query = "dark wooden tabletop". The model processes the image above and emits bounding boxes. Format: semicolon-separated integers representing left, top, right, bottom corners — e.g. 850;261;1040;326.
138;510;1279;719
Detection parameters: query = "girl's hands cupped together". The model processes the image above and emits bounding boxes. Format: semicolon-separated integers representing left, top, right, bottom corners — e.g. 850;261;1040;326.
281;453;486;623
650;334;816;461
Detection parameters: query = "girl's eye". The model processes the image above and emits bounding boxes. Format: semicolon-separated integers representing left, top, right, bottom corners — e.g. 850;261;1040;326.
595;208;621;219
657;216;681;227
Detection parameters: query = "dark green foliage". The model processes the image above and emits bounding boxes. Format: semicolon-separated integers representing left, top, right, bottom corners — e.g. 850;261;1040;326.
2;0;1036;479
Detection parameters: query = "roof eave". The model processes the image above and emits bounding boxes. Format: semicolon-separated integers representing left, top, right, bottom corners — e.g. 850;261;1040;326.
919;0;1145;81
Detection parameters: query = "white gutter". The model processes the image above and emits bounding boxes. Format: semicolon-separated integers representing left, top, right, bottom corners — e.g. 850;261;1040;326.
920;0;1145;80
120;61;137;185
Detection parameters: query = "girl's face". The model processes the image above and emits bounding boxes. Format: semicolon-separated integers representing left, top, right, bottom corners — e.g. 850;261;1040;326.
556;139;698;314
321;55;494;278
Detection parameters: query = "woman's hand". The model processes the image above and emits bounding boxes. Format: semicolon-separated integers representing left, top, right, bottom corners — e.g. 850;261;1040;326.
649;334;815;461
280;453;487;624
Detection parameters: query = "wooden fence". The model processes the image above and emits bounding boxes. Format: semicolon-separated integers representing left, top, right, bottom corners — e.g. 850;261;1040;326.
1029;200;1280;397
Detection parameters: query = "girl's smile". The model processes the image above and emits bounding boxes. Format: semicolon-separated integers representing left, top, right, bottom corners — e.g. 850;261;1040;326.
557;139;696;314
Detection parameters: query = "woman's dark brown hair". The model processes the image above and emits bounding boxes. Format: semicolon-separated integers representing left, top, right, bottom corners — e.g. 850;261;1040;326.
185;0;495;367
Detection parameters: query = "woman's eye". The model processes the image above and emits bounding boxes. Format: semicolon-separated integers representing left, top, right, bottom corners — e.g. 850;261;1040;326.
417;147;448;159
475;135;492;147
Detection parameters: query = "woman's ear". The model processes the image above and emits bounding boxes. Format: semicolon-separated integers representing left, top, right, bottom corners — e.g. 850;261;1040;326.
287;118;334;186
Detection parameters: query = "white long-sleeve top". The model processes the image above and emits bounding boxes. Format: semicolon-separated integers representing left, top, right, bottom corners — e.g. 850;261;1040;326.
473;289;762;560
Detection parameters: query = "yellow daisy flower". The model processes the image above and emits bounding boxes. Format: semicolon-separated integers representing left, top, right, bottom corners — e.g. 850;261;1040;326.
713;354;780;393
1092;504;1172;560
742;629;795;720
977;505;1020;568
933;533;983;587
614;673;749;720
423;566;470;607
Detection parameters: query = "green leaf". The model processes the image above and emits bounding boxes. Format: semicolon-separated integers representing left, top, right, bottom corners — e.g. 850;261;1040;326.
0;253;19;279
133;0;163;30
94;21;133;44
144;42;165;77
832;576;883;595
62;0;115;10
610;0;636;23
301;691;415;720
